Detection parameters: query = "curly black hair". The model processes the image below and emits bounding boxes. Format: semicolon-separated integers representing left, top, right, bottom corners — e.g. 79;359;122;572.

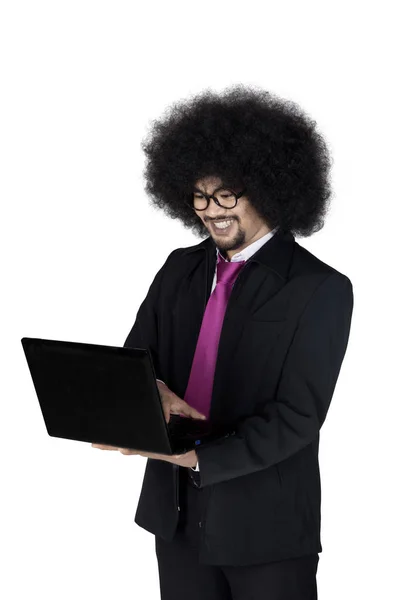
141;84;333;238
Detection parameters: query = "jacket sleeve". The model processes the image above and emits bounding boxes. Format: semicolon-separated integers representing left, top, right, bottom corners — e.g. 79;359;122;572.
195;271;354;488
122;250;177;378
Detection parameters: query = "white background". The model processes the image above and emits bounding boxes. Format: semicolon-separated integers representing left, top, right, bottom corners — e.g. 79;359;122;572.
1;1;399;598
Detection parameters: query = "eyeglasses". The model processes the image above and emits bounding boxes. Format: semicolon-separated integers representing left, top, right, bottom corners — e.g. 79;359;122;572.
186;187;247;211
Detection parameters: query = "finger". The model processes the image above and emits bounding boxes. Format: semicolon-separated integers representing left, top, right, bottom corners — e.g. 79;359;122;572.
185;405;207;419
191;411;207;420
171;406;206;420
91;444;119;450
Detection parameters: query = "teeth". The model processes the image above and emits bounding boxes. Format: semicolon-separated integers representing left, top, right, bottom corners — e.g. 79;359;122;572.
214;220;233;229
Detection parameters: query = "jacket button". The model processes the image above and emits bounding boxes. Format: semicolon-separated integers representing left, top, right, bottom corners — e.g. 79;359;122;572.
198;521;202;528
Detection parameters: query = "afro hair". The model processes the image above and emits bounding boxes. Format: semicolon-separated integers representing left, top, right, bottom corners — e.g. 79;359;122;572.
141;84;333;238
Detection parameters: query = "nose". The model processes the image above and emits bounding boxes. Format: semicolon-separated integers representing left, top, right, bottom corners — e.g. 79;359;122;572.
205;203;231;221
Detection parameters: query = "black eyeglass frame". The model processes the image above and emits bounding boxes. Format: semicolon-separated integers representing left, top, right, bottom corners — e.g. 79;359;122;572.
186;187;247;211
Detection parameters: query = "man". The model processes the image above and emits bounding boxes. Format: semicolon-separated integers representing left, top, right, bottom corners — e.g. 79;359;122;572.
93;85;354;599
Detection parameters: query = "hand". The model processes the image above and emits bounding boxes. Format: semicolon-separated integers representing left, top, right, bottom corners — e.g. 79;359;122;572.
91;381;202;469
91;444;198;468
156;380;207;424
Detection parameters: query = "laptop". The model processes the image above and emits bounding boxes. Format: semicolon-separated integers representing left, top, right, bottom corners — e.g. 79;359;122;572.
21;337;232;455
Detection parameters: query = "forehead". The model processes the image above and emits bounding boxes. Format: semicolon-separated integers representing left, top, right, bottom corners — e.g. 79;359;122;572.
194;176;226;192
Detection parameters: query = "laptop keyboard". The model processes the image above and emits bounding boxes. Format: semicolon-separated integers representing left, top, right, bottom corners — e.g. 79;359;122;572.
167;414;212;439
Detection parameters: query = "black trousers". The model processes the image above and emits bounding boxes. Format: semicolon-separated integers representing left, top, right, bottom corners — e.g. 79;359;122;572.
155;468;319;600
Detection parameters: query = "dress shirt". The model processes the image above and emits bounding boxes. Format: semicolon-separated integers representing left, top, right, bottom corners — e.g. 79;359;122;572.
159;226;279;472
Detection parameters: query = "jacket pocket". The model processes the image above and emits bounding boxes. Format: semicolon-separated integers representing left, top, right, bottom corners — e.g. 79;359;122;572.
234;319;286;369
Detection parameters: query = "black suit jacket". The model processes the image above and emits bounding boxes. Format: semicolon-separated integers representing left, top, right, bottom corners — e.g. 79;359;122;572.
123;228;354;566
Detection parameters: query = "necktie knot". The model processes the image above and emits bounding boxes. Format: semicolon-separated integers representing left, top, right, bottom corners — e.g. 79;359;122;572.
216;253;246;286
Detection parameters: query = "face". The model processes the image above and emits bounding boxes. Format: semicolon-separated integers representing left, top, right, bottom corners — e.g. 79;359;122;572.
193;176;272;260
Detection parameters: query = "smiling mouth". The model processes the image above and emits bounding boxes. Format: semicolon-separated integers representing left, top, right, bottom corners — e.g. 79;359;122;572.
209;219;236;233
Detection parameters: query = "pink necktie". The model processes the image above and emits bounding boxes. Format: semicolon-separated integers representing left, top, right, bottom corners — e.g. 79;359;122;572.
182;252;246;419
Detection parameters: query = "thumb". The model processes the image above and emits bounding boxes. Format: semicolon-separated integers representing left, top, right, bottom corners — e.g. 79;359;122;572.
164;406;171;423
